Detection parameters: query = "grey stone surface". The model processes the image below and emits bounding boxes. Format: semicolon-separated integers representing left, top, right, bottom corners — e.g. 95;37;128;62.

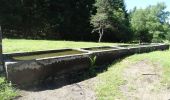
4;43;170;87
6;54;91;87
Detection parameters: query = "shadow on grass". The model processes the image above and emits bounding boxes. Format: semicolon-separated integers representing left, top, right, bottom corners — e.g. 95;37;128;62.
20;56;127;92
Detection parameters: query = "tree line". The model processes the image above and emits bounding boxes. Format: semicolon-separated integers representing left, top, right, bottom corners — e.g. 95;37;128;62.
0;0;170;42
130;3;170;43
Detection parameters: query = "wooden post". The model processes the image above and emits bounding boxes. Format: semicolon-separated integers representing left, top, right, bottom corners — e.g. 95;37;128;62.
0;26;4;73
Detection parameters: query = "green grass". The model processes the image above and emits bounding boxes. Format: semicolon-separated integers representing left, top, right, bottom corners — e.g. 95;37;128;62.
1;39;170;99
95;58;133;100
0;39;118;99
0;77;18;100
95;49;170;100
3;39;117;53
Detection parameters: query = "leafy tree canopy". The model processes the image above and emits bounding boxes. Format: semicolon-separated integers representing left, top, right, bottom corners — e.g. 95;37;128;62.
130;2;170;43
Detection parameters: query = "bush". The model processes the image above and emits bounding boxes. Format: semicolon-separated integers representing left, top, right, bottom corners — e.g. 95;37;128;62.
166;32;170;41
0;77;18;100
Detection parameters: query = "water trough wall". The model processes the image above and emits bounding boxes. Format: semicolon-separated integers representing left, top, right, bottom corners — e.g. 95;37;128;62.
4;44;170;87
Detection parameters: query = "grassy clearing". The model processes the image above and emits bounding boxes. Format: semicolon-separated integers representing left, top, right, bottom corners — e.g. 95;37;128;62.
1;39;170;99
95;49;170;99
0;39;119;99
3;39;117;53
0;77;18;100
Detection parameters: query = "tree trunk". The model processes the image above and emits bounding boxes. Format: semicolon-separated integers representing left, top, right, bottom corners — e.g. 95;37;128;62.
98;28;104;42
0;26;4;73
21;0;24;5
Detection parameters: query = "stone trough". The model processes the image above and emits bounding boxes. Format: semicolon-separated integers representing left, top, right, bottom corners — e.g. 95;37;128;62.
117;43;169;55
81;46;128;65
4;49;91;87
1;43;169;87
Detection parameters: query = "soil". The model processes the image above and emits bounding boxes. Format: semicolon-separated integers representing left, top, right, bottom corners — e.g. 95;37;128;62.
120;59;170;100
16;78;97;100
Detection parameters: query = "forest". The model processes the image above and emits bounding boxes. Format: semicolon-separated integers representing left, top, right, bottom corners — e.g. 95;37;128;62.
0;0;170;43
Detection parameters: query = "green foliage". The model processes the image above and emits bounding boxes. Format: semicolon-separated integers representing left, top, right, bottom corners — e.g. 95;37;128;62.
88;56;97;76
89;56;97;67
0;0;133;42
91;0;114;42
91;0;132;42
130;2;170;43
0;0;96;40
166;32;170;41
0;77;18;100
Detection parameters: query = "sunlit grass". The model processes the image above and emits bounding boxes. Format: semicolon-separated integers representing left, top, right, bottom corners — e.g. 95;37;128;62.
3;39;118;53
2;39;170;99
95;49;170;99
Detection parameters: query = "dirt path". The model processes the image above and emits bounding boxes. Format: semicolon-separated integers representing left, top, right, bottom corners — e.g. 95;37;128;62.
16;78;97;100
121;60;170;100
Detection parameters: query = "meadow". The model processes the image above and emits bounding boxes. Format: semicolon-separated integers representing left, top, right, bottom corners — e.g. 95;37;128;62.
0;39;169;99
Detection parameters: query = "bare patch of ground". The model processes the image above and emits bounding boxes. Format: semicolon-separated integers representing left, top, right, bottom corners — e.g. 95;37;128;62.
16;77;97;100
121;59;170;100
